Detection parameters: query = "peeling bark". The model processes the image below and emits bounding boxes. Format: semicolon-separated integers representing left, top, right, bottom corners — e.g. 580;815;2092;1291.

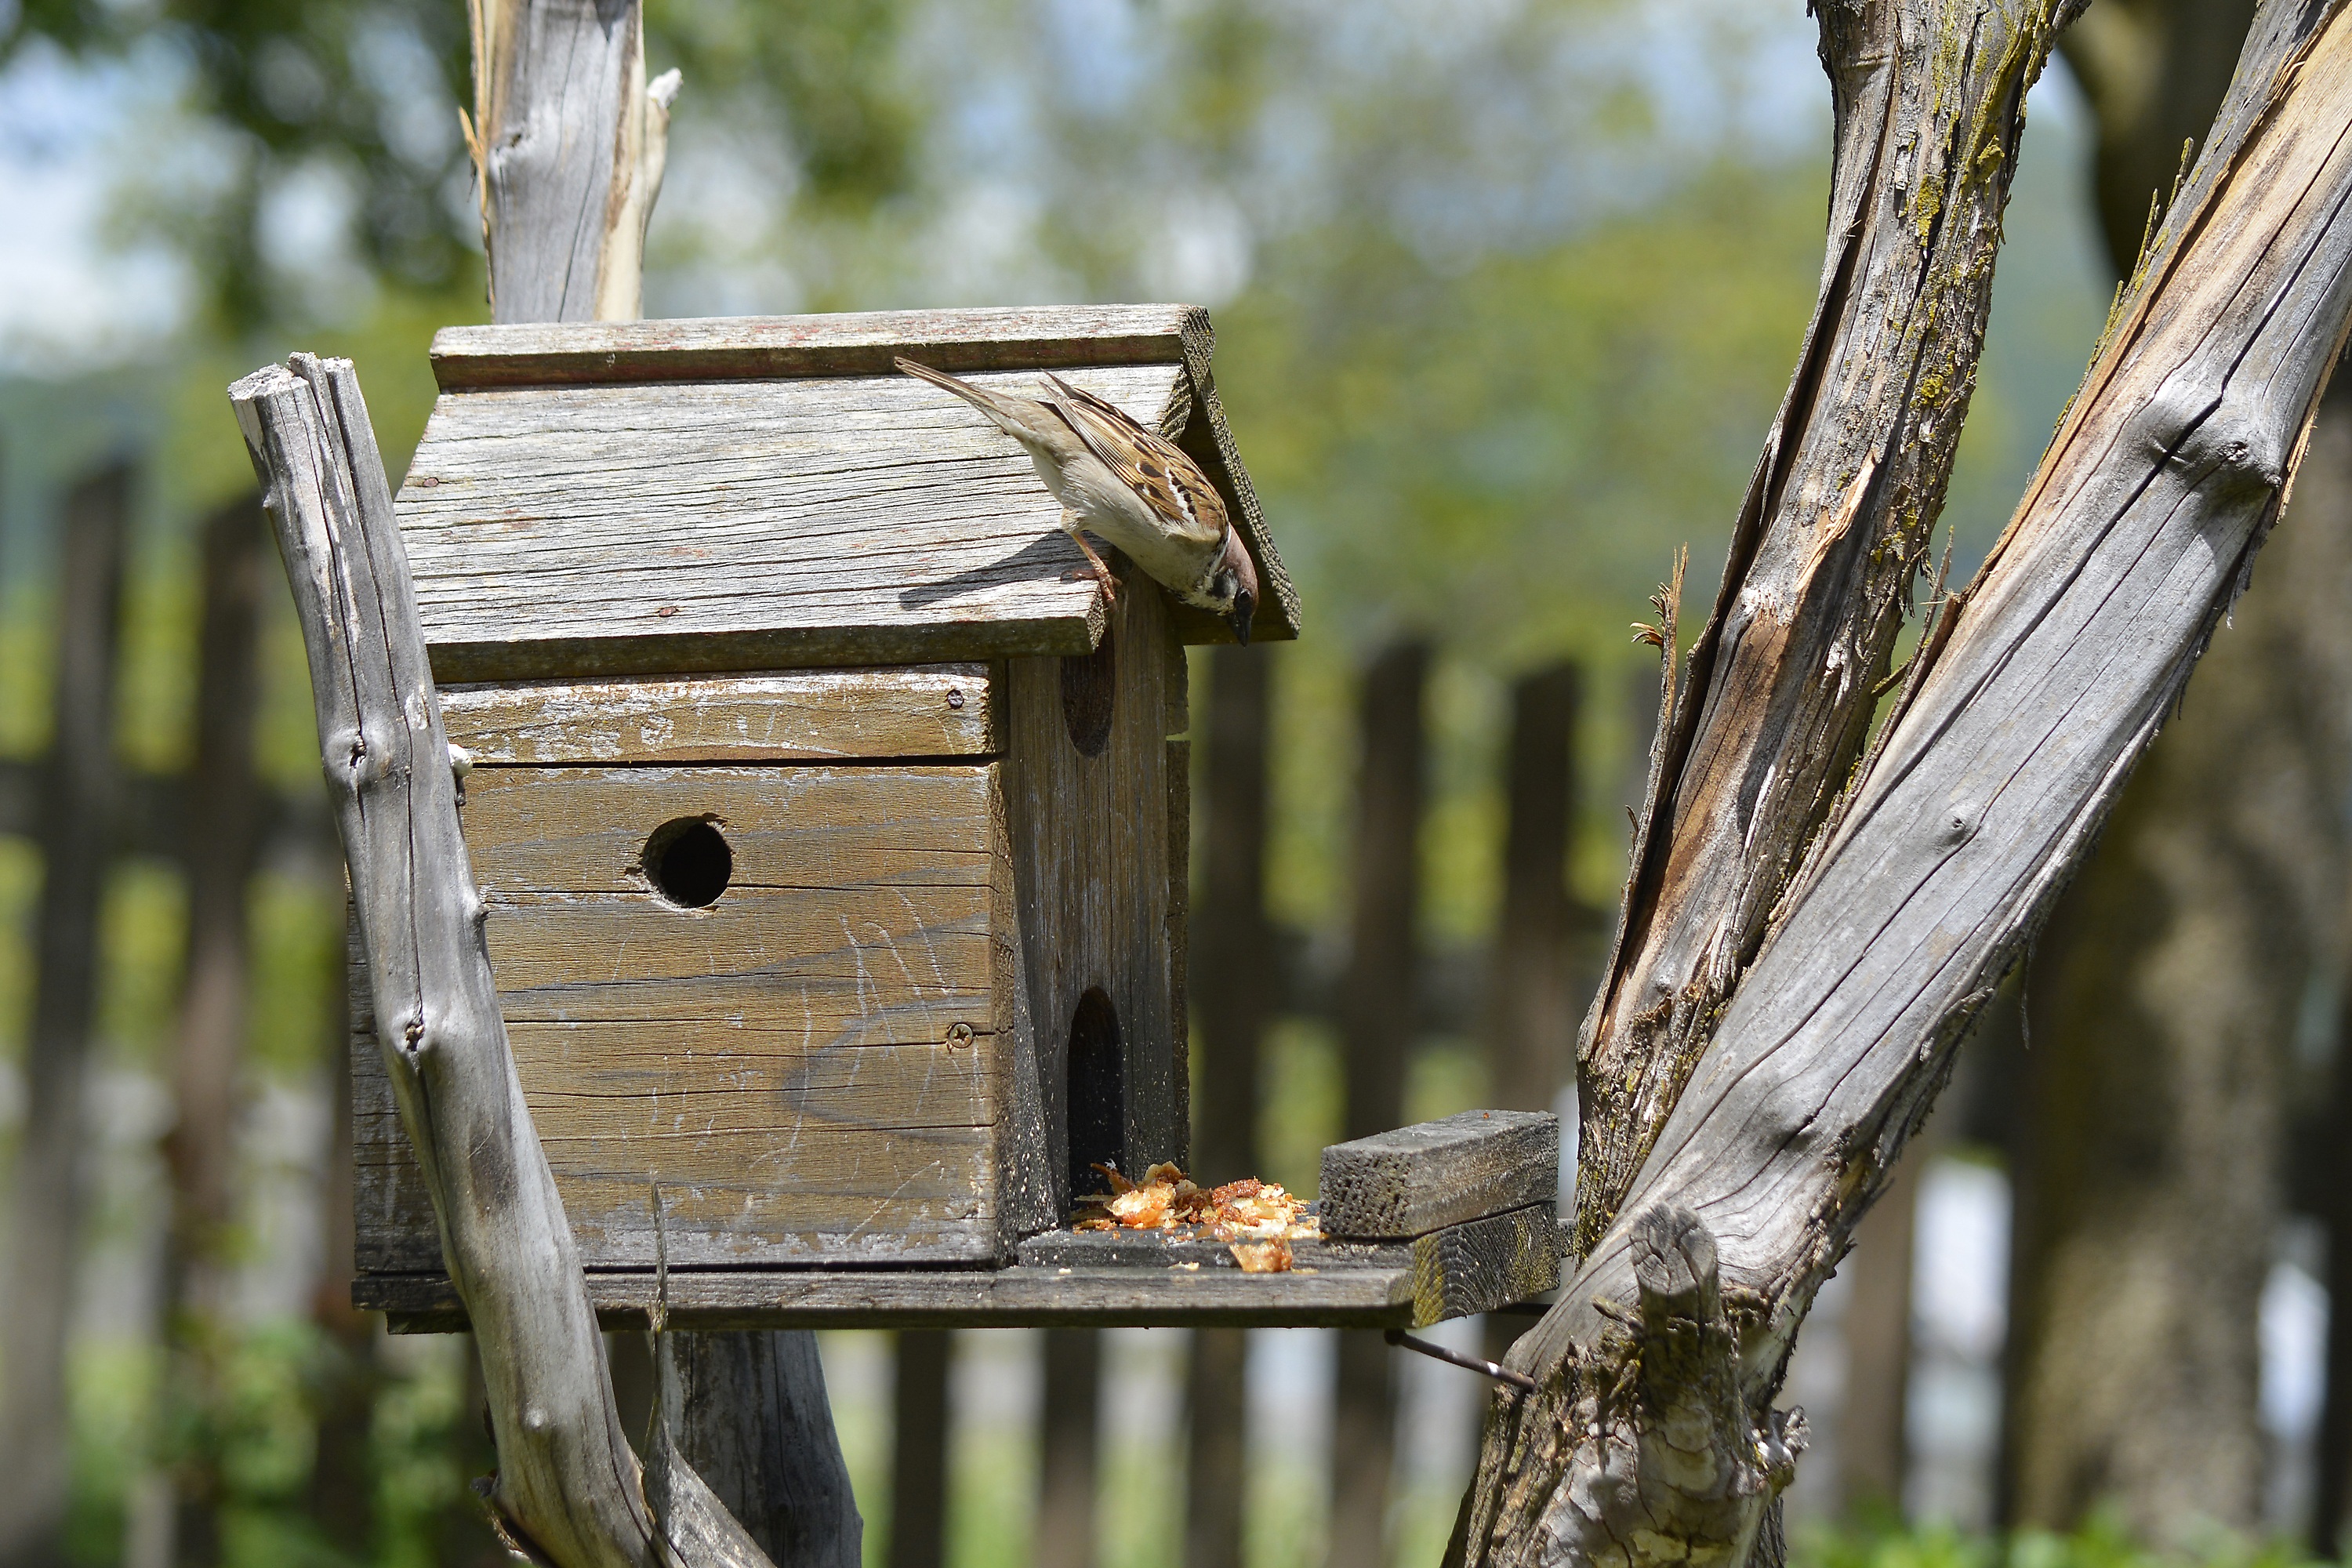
1574;0;2090;1258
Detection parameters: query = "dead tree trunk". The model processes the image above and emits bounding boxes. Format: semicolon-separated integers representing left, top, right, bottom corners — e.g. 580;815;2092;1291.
1453;2;2352;1561
461;7;860;1555
0;463;129;1568
1330;639;1429;1568
1185;642;1276;1568
158;490;271;1565
465;0;678;323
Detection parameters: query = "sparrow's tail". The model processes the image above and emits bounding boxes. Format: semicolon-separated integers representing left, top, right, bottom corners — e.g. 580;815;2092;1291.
895;356;1049;444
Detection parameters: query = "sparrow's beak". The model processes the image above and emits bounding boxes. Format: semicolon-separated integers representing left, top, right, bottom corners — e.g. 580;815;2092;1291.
1229;590;1254;647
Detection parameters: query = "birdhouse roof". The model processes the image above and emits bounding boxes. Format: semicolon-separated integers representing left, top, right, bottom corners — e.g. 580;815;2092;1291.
395;305;1297;682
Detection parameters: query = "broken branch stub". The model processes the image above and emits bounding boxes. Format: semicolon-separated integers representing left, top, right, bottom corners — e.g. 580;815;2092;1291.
1470;1207;1798;1568
229;353;769;1568
465;0;681;323
1455;2;2352;1562
1573;0;2090;1257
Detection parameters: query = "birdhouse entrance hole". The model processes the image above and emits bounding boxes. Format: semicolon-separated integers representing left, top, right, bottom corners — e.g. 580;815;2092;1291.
1061;623;1116;757
643;817;731;909
1066;987;1125;1210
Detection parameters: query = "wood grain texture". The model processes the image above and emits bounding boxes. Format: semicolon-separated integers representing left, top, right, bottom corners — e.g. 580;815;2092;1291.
430;307;1196;387
1319;1110;1560;1240
355;763;1022;1269
1002;575;1188;1207
656;1331;863;1568
1461;5;2352;1563
405;307;1300;675
398;365;1178;679
468;0;670;324
356;1206;1560;1332
1572;0;2092;1257
233;354;681;1568
443;666;997;764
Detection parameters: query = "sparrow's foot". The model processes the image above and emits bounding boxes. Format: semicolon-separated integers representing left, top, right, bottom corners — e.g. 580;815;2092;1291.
1063;529;1120;602
1064;564;1119;601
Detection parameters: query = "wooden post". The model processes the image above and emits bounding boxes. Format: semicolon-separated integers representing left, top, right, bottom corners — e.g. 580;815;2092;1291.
666;1334;865;1566
1330;641;1428;1568
308;907;378;1550
155;491;269;1563
465;0;678;323
462;7;858;1555
0;462;129;1568
1036;1327;1101;1568
1185;642;1275;1568
887;1331;952;1568
1487;662;1584;1116
2318;954;2352;1552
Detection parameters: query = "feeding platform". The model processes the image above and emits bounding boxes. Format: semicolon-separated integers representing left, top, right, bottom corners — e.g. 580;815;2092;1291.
340;306;1562;1331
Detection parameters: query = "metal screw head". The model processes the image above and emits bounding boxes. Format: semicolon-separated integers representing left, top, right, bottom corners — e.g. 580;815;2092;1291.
946;1022;975;1048
946;688;966;710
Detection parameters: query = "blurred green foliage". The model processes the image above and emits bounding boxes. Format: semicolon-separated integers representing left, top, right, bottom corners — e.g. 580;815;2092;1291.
1795;1512;2336;1568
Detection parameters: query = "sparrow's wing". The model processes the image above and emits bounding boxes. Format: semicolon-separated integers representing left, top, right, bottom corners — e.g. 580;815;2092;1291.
1042;374;1229;546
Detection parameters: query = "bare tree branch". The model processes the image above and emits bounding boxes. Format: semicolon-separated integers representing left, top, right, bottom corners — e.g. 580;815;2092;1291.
230;352;768;1568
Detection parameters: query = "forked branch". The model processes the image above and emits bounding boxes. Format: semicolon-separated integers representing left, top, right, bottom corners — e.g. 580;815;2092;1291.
1458;1;2352;1562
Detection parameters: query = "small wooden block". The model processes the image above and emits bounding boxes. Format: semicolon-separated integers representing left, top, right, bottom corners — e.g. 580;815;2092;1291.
1319;1109;1560;1240
442;666;997;764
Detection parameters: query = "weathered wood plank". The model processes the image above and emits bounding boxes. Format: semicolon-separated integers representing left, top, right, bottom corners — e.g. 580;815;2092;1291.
430;307;1196;389
1319;1110;1560;1240
444;666;997;764
354;1057;1005;1272
397;365;1185;679
1014;1203;1563;1319
357;1207;1559;1331
366;1264;1414;1332
355;759;1022;1272
1003;576;1187;1210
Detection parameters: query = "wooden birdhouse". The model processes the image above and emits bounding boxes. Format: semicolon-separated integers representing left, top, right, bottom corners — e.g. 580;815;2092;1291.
349;306;1296;1287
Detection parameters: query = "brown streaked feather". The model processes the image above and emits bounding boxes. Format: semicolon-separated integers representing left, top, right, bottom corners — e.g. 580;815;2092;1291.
1043;372;1229;546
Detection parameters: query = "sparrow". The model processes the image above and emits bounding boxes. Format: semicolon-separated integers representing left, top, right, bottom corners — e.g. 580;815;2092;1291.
895;356;1260;644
